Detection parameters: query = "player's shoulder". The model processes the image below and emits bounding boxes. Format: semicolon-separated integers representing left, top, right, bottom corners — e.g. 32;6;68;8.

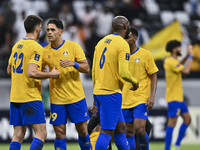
43;43;51;51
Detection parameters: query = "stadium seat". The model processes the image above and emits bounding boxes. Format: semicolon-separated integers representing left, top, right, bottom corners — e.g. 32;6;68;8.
160;11;175;26
175;11;190;25
144;0;160;15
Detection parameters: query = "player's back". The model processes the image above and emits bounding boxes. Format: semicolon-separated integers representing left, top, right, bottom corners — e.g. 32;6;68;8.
9;38;43;103
93;34;130;95
164;57;184;102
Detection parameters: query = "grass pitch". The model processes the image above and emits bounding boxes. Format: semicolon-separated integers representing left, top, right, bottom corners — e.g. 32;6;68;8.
0;142;199;150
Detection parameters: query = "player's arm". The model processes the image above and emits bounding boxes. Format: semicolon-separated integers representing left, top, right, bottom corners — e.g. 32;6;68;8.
28;63;60;79
180;45;193;75
92;50;96;87
146;72;157;110
119;60;139;90
60;59;90;73
7;64;11;75
180;45;192;65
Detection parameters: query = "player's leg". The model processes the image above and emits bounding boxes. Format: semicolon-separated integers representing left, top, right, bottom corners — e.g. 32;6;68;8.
68;98;91;150
114;121;129;150
121;108;136;150
50;104;68;150
164;101;179;150
126;122;136;150
9;125;27;150
133;104;149;150
174;101;191;149
94;94;122;150
31;123;47;150
53;124;67;150
9;103;26;150
21;101;47;150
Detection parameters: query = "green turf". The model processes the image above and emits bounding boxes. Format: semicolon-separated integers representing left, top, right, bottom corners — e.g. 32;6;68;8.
1;142;200;150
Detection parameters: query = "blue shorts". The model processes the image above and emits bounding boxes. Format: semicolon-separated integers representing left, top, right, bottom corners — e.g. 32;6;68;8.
168;101;189;117
50;98;90;125
122;103;149;123
93;93;125;130
10;101;46;126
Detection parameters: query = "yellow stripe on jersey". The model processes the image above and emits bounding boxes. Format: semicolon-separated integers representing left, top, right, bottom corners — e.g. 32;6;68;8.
93;34;130;95
43;40;86;104
9;38;43;103
164;57;184;102
122;47;158;109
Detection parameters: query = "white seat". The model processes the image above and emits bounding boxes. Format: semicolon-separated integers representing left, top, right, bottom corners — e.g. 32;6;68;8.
160;11;175;26
175;11;190;25
144;0;160;15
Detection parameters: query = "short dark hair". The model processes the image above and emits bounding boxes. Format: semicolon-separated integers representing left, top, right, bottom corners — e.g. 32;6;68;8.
166;40;181;52
47;19;64;30
130;26;138;37
24;15;43;33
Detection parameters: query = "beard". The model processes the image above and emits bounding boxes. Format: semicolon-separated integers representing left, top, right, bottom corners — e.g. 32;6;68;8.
177;51;182;56
125;27;130;39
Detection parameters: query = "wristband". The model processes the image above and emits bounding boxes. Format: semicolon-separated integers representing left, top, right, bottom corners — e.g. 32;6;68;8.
189;55;193;59
73;62;79;69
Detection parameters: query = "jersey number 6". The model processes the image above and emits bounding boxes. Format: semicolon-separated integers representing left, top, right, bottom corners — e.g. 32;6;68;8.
99;47;107;69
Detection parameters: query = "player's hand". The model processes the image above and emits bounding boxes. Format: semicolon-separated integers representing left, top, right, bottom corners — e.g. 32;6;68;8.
187;44;193;56
146;98;154;111
60;59;74;68
42;66;46;72
91;105;98;113
50;65;60;79
91;100;98;113
130;82;139;91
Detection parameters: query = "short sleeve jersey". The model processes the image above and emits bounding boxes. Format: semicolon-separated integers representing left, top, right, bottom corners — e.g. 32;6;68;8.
43;40;86;104
164;57;184;102
122;47;158;109
9;38;43;103
93;34;130;95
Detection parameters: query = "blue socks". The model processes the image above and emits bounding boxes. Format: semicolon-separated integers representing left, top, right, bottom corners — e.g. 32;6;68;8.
9;141;21;150
114;133;129;150
95;132;112;150
138;132;149;150
30;138;44;150
78;134;91;150
127;136;136;150
165;126;174;150
54;138;66;150
175;123;188;146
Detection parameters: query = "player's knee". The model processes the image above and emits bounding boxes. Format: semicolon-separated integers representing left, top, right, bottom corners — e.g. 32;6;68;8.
126;127;134;137
135;127;145;138
77;127;88;137
184;115;191;125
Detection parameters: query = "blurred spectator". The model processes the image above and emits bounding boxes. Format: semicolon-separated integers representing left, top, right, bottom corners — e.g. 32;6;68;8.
13;11;26;43
189;43;200;78
189;24;200;45
95;5;113;41
0;14;11;53
132;18;150;46
58;3;75;26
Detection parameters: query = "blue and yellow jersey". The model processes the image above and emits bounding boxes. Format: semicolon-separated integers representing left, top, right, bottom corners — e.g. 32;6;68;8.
93;34;130;95
164;57;184;102
43;40;86;104
121;47;158;109
8;38;43;103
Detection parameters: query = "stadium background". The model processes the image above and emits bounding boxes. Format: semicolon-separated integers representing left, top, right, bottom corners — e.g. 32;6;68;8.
0;0;200;149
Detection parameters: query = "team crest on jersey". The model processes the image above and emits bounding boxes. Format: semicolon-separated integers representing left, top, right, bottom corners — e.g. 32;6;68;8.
135;58;140;63
63;51;68;56
48;55;51;59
